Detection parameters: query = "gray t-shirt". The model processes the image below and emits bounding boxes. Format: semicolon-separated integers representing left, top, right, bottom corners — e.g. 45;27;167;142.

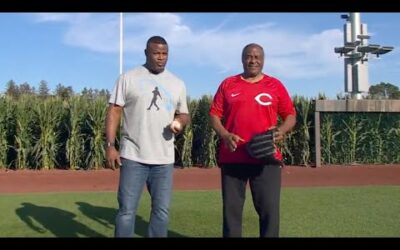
109;65;189;164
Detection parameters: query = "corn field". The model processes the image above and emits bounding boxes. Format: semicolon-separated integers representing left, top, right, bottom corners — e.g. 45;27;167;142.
0;94;399;170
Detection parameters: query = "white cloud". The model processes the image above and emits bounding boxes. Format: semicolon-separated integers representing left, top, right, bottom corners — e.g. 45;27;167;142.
64;15;119;53
33;13;91;23
32;13;344;80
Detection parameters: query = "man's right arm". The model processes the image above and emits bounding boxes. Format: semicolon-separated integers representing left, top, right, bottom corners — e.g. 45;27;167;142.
209;114;243;152
105;104;123;170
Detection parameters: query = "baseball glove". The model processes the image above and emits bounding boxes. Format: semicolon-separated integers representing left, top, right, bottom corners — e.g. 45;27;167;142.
246;128;281;165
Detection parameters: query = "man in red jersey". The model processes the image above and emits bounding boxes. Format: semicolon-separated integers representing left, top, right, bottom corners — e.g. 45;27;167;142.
209;43;296;237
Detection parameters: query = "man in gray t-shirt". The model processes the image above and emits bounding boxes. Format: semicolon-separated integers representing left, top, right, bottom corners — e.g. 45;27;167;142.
106;36;189;238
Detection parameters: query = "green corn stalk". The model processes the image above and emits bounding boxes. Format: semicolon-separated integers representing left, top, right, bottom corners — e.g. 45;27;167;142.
341;114;366;164
178;126;193;167
177;98;198;168
32;97;63;170
14;95;36;169
361;114;384;164
85;96;107;170
291;96;312;166
191;95;217;167
320;114;341;164
0;98;8;168
388;120;400;163
66;96;87;169
202;95;218;168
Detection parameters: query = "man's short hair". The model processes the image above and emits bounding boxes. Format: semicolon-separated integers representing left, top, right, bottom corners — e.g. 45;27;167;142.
242;43;264;58
147;36;168;48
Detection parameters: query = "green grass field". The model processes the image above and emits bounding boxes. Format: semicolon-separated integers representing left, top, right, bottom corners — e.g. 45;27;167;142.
1;186;399;237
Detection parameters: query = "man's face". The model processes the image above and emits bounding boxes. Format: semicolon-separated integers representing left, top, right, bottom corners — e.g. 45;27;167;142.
145;42;168;74
242;46;264;77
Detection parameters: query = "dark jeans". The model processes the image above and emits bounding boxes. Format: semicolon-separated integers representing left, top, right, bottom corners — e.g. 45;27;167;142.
221;163;281;237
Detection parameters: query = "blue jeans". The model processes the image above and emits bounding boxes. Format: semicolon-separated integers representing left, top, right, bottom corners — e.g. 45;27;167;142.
114;158;173;237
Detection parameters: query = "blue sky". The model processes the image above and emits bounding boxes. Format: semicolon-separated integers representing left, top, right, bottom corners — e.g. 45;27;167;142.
0;13;399;99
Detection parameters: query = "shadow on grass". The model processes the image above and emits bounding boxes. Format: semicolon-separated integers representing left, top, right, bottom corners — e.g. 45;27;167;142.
75;201;187;237
15;202;105;237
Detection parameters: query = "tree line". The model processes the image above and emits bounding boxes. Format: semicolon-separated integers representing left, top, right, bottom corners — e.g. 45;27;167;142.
3;80;110;100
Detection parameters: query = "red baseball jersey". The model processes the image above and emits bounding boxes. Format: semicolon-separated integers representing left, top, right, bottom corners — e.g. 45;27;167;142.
209;74;296;164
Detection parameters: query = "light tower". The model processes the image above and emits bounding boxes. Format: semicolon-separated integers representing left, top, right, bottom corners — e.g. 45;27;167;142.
334;13;394;99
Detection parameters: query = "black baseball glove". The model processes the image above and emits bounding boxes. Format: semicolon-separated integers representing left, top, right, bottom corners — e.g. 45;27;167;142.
246;128;282;165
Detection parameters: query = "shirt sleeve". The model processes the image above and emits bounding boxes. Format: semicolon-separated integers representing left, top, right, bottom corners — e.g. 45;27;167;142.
108;74;126;107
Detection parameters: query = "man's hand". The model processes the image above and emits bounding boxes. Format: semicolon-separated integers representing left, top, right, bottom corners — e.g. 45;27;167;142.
170;120;183;134
270;127;285;143
222;132;244;152
106;147;121;170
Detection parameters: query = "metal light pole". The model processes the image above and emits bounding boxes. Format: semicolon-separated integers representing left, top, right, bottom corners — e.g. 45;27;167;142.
334;13;394;99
